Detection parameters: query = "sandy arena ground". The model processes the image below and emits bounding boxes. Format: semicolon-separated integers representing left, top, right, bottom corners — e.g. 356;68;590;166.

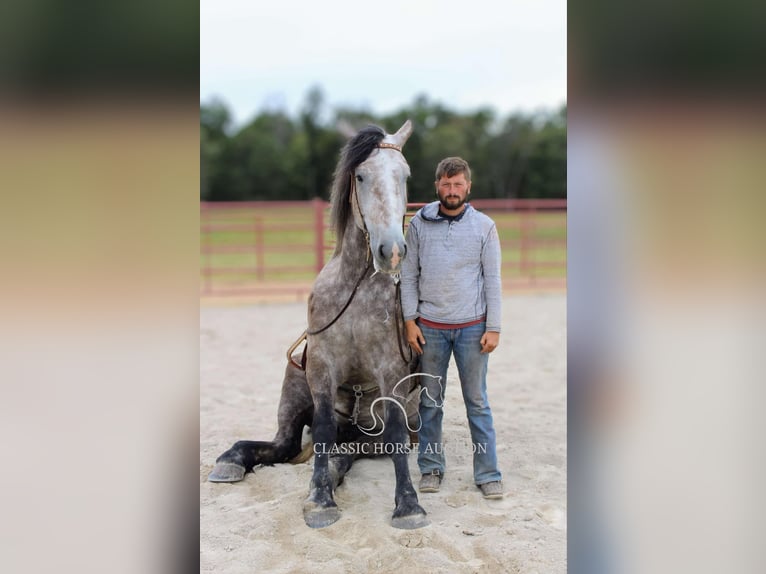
200;294;566;573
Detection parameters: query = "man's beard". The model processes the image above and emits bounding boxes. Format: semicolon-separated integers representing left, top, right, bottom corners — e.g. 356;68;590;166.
439;194;467;211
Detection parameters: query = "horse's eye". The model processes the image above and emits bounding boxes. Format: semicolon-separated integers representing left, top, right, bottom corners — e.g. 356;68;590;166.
355;174;364;183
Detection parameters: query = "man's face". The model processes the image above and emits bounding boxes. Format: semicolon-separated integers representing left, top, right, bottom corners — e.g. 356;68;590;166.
435;172;471;211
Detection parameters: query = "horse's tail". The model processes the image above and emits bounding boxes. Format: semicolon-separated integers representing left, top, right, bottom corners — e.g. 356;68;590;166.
288;441;314;464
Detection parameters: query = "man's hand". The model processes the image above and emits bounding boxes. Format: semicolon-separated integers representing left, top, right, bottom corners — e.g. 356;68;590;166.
480;331;500;354
405;320;426;355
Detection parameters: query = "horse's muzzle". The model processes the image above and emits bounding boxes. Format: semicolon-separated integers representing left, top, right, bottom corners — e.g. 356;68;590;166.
373;237;407;274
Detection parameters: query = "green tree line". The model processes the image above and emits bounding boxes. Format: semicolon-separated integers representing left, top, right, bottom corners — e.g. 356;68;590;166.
201;87;566;202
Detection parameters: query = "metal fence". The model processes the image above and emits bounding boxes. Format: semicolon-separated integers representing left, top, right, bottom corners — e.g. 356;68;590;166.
201;199;566;301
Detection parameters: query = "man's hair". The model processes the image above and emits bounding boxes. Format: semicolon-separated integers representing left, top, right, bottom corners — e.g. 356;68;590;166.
435;157;472;182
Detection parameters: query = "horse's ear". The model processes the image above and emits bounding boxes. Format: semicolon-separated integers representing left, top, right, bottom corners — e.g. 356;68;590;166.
390;119;413;147
336;119;357;139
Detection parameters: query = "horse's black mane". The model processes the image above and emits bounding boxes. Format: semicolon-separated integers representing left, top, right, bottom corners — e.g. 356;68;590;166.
329;125;386;252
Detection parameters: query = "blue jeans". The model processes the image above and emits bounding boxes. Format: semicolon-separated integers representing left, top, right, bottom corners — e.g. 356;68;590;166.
416;321;502;485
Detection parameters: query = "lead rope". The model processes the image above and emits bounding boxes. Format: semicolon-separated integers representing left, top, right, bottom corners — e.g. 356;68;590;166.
304;171;372;337
395;281;414;365
305;258;372;336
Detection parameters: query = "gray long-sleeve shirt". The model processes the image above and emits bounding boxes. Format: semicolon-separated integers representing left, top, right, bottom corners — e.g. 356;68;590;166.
400;201;503;332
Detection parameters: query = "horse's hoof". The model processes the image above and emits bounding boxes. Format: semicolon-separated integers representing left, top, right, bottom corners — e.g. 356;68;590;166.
207;462;246;483
303;503;341;528
391;512;430;530
391;501;429;530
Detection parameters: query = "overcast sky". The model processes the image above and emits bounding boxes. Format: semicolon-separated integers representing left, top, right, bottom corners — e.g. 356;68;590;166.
201;0;567;127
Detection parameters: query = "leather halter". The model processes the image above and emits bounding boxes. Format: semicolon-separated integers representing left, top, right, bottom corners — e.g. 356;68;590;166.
377;142;402;152
348;175;370;261
349;142;404;259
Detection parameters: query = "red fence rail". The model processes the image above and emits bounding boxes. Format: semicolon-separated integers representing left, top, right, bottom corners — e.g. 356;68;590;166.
200;199;566;301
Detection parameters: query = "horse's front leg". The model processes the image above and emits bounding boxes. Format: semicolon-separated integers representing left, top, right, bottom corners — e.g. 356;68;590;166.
384;397;430;529
303;382;341;528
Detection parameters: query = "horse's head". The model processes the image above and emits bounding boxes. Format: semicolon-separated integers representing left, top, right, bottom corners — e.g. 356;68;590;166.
350;120;413;275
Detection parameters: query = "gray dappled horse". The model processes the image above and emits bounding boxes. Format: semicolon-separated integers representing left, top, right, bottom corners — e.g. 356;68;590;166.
208;121;430;530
